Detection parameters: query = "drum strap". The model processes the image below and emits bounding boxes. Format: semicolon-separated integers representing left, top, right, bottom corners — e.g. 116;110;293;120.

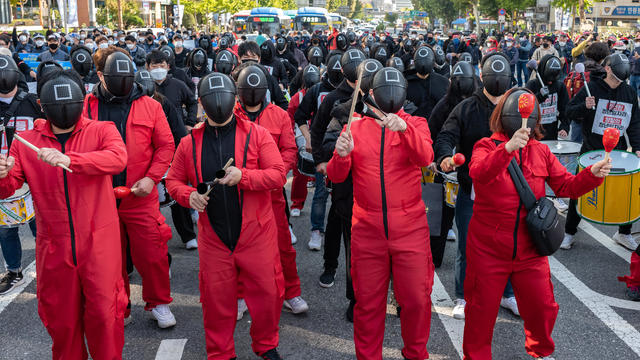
1;91;28;150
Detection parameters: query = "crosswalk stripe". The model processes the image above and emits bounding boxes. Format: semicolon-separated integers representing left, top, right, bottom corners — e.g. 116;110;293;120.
431;273;463;359
155;339;188;360
577;221;631;263
0;260;36;315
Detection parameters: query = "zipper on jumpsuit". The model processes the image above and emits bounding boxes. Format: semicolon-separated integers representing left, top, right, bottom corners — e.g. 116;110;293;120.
512;149;525;260
61;141;77;266
380;127;389;239
216;127;235;253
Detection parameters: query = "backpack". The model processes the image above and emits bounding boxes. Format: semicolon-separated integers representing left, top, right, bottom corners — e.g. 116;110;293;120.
564;70;590;98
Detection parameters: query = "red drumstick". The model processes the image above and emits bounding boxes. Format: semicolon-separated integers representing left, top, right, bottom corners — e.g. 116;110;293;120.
602;127;620;162
517;93;536;129
113;186;131;199
449;153;466;167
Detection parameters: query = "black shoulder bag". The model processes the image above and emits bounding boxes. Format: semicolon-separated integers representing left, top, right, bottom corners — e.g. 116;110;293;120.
503;145;564;256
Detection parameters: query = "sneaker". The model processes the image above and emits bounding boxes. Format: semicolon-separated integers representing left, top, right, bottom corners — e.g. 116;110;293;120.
346;299;355;323
535;357;555;360
306;181;315;188
319;268;336;288
185;238;198;250
308;230;323;251
447;229;457;241
613;232;639;251
500;296;520;316
259;348;283;360
289;225;297;245
150;304;176;328
452;299;466;320
291;208;301;217
0;271;24;295
237;299;248;321
560;233;575;250
553;198;569;212
284;296;309;314
626;286;640;301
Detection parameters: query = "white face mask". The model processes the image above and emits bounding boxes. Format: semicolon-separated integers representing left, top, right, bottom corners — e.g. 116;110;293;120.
119;37;125;42
19;35;26;42
520;37;526;41
150;68;168;81
635;42;640;47
127;43;136;50
35;40;44;47
85;43;95;50
108;40;114;45
138;37;145;43
99;43;108;49
486;43;492;48
559;41;566;46
506;41;512;47
80;34;86;39
175;41;183;48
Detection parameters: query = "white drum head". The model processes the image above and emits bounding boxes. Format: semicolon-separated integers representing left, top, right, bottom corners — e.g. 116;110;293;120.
541;140;582;155
579;150;640;174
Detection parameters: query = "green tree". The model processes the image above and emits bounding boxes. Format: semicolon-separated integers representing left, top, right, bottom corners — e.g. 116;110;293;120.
553;0;604;30
412;0;457;26
384;12;398;24
96;0;144;28
351;0;363;19
327;0;346;12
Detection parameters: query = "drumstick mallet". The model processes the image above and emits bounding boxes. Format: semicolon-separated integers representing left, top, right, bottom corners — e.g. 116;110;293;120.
602;127;620;162
199;158;235;197
526;60;547;88
575;63;595;110
517;92;536;130
449;153;466;168
0;124;73;173
346;67;364;133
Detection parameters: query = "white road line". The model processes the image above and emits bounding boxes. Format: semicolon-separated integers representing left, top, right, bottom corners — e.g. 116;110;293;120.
0;260;36;315
431;273;463;359
155;339;188;360
577;221;631;263
549;256;640;356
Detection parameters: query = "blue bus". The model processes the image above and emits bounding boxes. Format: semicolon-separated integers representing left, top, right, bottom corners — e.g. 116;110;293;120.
246;7;291;36
294;7;332;33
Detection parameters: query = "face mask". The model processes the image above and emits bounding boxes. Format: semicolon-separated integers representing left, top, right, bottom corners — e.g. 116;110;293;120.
127;43;136;50
520;37;526;41
486;43;492;48
453;38;459;45
19;35;26;42
107;40;114;45
175;41;183;48
35;40;44;47
559;41;566;46
49;43;58;50
85;43;95;50
543;43;549;48
506;41;512;47
119;37;125;42
150;68;168;81
80;34;86;39
99;43;108;49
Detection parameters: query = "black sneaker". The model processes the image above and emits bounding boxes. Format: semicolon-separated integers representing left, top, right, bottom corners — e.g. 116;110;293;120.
319;268;336;288
259;348;283;360
0;271;24;295
346;299;355;323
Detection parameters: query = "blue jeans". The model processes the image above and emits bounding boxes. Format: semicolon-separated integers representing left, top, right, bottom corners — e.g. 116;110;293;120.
310;172;329;232
454;189;514;299
570;121;583;143
516;61;530;87
0;221;36;272
473;64;480;76
630;74;640;95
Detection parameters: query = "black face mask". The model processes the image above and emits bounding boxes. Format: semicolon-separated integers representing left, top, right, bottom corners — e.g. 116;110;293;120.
482;55;511;97
542;43;549;48
43;102;84;130
49;43;58;50
501;90;539;138
371;68;406;114
0;56;20;94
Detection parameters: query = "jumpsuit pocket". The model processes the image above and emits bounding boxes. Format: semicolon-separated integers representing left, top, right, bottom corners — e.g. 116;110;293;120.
115;278;128;320
529;167;549;196
155;213;173;242
273;260;285;300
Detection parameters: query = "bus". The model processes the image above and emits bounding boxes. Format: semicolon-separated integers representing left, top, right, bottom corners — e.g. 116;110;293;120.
329;13;344;30
246;7;291;36
294;7;332;33
230;10;251;34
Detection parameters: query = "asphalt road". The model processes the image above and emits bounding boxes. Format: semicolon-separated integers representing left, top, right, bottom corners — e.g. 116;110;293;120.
0;178;639;360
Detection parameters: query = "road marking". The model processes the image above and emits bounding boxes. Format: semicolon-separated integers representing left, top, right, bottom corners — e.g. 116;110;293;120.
549;256;640;356
0;260;36;315
155;339;188;360
431;273;463;359
577;221;631;263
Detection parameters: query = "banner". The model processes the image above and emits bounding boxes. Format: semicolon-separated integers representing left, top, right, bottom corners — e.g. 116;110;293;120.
67;0;79;27
56;0;66;26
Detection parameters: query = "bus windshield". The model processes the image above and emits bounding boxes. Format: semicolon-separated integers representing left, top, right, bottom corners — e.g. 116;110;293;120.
294;16;329;32
247;16;281;36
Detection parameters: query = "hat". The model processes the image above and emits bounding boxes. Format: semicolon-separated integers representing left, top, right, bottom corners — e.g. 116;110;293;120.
47;35;57;41
33;33;44;39
613;41;626;50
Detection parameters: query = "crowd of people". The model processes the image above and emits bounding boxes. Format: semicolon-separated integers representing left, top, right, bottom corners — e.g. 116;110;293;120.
0;23;637;360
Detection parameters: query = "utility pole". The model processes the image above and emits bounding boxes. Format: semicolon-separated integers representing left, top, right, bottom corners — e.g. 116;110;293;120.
117;0;123;29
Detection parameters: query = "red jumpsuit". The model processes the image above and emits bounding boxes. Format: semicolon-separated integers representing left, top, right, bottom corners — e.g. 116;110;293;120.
326;110;434;360
464;133;604;359
84;94;175;314
0;118;128;360
166;119;286;359
618;251;640;287
235;103;301;299
287;89;314;210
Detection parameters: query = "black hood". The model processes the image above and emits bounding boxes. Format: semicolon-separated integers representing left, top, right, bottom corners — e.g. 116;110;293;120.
584;59;606;80
260;40;276;63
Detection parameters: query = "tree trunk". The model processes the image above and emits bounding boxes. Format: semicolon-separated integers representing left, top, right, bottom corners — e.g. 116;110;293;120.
117;0;123;29
473;1;480;34
578;0;585;30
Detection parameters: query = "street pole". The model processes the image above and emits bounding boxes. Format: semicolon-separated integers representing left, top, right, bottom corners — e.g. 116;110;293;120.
117;0;123;29
177;0;181;29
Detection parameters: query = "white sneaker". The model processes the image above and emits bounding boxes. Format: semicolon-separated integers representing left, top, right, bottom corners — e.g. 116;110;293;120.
284;296;309;314
536;357;555;360
237;299;248;321
185;238;198;250
290;225;297;245
150;304;176;328
613;232;639;251
447;229;457;241
553;198;569;212
306;181;315;188
500;296;520;316
291;208;301;217
308;230;323;251
560;233;575;250
452;299;466;320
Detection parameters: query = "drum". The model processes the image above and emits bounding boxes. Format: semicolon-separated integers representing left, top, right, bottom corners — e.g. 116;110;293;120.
577;150;640;225
420;167;435;184
158;174;175;208
443;172;459;208
542;140;582;197
0;184;35;227
297;150;316;177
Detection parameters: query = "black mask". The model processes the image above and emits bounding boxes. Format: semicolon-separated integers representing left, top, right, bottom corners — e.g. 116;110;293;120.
215;50;236;75
386;57;405;73
198;73;236;123
540;55;562;83
135;70;155;97
501;89;539;138
341;48;365;82
302;64;321;88
40;75;86;130
542;43;549;48
49;43;58;50
260;41;275;63
71;48;93;77
605;53;631;81
0;56;21;94
326;54;344;86
191;49;207;70
371;67;407;114
102;51;135;97
276;37;286;52
481;54;511;97
237;65;267;107
450;62;475;97
413;46;435;75
373;45;388;64
307;46;323;66
357;59;382;94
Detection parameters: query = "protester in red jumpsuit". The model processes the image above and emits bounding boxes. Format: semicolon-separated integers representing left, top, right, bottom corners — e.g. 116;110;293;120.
464;88;611;360
233;64;309;314
0;71;128;360
327;68;435;360
618;248;640;301
83;47;176;327
166;72;286;360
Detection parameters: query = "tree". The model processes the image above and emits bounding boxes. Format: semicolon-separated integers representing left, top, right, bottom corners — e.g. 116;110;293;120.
96;0;143;28
553;0;604;30
351;0;363;19
412;0;457;26
384;12;398;24
327;0;345;13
